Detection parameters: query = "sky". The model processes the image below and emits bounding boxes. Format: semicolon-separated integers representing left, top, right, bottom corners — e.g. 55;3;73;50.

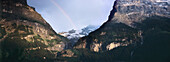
28;0;115;32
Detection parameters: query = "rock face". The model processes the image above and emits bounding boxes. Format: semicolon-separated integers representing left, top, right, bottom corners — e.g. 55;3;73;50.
106;42;120;50
74;0;170;62
111;0;170;26
90;42;102;52
0;0;68;62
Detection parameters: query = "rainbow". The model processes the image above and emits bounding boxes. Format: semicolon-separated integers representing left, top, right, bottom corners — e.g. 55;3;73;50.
50;0;77;30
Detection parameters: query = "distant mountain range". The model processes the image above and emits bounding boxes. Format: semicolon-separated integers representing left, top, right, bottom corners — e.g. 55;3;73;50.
58;25;99;48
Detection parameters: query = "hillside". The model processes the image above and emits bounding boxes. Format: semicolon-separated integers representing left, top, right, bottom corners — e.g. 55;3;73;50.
0;0;68;62
72;0;170;62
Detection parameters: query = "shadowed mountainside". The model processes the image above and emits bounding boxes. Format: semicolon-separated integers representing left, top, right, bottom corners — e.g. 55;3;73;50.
0;0;69;62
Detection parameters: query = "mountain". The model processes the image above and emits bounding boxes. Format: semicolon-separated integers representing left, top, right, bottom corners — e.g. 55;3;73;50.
0;0;68;62
58;25;99;48
72;0;170;62
74;0;170;52
111;0;170;26
80;25;100;36
1;0;170;62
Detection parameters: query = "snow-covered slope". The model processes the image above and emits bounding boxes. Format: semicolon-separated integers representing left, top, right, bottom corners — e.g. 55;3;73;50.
58;25;99;48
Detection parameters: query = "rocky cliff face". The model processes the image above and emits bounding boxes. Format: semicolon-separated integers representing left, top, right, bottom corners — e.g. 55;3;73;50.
0;0;68;62
74;0;170;62
111;0;170;26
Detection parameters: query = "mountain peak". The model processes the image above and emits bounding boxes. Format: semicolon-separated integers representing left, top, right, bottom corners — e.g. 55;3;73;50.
1;0;49;26
109;0;170;26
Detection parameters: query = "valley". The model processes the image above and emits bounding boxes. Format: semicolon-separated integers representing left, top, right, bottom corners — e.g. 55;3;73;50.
0;0;170;62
